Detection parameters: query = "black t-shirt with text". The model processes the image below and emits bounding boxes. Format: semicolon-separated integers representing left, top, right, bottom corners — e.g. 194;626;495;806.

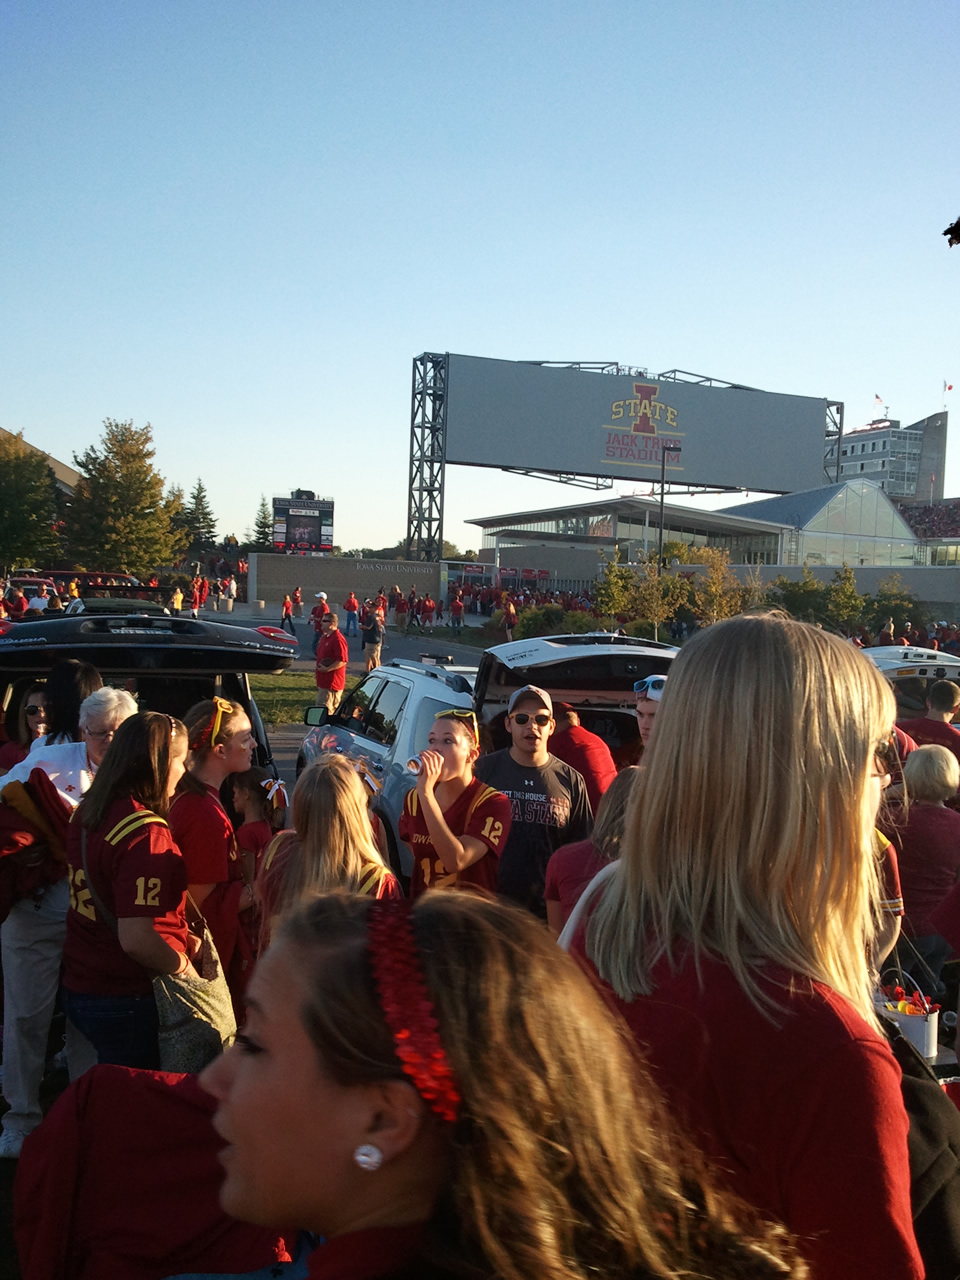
473;749;593;918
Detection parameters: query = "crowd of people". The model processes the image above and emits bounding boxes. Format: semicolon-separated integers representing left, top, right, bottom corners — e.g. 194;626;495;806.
899;498;960;540
4;614;960;1278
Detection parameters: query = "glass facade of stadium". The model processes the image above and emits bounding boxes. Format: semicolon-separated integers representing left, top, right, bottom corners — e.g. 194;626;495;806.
471;479;923;570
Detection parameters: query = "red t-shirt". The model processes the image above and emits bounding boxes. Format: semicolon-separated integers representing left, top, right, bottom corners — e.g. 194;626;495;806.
395;598;408;616
310;601;330;631
543;838;608;926
897;716;960;768
169;787;237;885
315;629;349;690
571;936;922;1280
399;778;511;897
883;802;960;937
62;799;189;996
0;740;28;771
421;599;435;619
547;725;614;815
449;599;464;618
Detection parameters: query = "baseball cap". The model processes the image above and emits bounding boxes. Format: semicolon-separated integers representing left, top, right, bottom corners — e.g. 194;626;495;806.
315;591;327;599
634;674;667;702
508;685;553;715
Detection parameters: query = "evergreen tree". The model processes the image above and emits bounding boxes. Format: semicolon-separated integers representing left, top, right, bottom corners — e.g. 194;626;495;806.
252;496;274;548
186;478;218;547
0;431;61;573
67;419;177;576
165;485;191;562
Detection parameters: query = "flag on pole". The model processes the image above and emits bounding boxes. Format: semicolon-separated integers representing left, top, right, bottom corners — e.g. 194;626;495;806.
875;394;884;406
945;381;954;393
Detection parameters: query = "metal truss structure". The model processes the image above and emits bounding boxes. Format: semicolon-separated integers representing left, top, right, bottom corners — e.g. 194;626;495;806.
406;354;447;563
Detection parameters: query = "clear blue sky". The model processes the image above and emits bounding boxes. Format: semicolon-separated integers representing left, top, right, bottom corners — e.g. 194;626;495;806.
2;0;957;556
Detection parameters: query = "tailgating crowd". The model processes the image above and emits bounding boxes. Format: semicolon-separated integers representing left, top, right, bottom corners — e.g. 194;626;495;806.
5;613;960;1278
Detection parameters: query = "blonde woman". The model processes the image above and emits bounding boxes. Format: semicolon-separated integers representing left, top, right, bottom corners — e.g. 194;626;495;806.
575;613;922;1280
257;755;400;945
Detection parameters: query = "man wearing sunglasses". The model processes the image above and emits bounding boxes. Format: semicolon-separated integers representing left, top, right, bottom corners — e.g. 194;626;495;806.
474;685;592;919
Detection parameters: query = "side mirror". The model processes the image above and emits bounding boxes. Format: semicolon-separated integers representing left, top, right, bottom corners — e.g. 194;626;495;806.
304;706;328;727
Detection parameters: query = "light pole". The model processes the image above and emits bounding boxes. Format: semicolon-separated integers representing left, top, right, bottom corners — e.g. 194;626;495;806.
656;444;682;567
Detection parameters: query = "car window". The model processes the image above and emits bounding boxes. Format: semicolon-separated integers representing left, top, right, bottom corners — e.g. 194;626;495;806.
411;696;466;754
332;676;385;728
366;680;409;746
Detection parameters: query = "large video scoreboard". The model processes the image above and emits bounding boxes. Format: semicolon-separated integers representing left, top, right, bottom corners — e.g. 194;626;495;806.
272;492;335;553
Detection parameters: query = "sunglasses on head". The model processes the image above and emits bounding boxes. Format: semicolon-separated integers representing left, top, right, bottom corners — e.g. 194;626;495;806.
434;708;479;740
512;712;551;726
634;675;667;699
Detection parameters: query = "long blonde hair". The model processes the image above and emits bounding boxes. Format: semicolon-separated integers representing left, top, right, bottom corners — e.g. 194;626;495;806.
587;612;895;1023
281;893;804;1280
264;755;388;926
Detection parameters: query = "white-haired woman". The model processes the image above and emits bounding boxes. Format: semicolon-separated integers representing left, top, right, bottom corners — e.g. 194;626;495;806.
573;613;922;1280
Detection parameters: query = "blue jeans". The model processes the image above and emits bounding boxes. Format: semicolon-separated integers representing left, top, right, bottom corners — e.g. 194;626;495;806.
344;611;358;636
62;988;160;1070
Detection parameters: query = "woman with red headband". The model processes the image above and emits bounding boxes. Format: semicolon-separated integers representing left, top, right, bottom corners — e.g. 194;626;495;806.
201;893;805;1279
169;698;256;984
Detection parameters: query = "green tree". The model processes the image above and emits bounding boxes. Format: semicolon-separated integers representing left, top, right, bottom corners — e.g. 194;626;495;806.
661;540;696;564
67;419;177;576
165;485;191;562
630;556;689;641
868;573;922;636
0;431;61;573
741;564;770;611
186;478;218;547
594;546;635;618
691;548;744;627
768;565;828;623
252;495;274;549
825;564;868;634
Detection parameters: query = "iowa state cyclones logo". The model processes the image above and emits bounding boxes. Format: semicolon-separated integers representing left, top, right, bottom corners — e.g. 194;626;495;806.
602;382;684;470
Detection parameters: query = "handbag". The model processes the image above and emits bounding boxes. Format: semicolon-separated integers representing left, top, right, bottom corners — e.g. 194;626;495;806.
153;893;237;1074
80;829;236;1073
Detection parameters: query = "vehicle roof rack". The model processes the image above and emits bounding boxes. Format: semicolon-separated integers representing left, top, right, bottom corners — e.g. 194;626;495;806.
386;658;472;695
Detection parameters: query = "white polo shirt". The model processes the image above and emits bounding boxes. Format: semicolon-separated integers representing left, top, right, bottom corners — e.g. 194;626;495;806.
1;742;94;806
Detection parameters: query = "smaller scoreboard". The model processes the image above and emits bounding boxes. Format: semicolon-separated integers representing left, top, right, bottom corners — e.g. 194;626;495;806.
272;492;334;553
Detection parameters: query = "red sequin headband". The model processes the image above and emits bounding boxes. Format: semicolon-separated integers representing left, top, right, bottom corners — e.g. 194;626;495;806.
367;899;461;1124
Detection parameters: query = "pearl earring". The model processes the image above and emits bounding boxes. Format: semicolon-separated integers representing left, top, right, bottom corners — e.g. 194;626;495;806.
354;1143;383;1171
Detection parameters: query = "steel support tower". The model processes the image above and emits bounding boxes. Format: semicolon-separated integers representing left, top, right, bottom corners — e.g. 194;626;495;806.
406;353;447;562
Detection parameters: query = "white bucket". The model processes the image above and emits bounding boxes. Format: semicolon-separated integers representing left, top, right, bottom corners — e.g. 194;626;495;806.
877;1004;939;1059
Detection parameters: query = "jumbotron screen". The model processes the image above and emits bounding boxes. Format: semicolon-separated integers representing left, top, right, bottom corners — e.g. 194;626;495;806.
272;497;334;552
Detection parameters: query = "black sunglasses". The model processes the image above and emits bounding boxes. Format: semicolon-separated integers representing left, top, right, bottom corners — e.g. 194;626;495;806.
512;712;551;726
24;705;45;716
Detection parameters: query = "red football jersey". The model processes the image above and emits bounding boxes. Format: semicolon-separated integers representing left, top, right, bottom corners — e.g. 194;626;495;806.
63;799;189;996
399;778;511;897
